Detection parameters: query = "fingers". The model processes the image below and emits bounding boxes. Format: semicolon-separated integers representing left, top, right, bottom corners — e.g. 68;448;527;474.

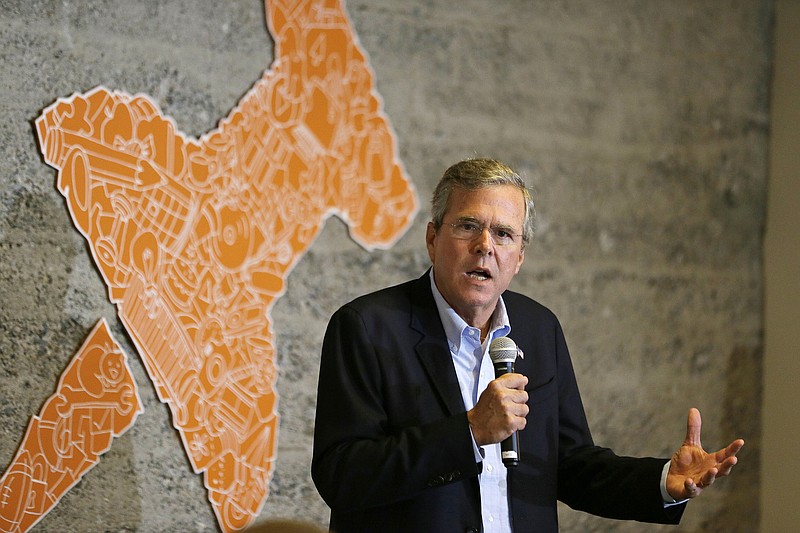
691;450;741;495
510;399;529;421
684;407;702;447
683;478;702;498
469;374;530;445
489;379;529;418
684;476;713;498
487;374;529;407
700;467;718;487
725;439;745;457
495;372;528;390
716;442;743;476
716;456;738;477
714;438;745;469
683;466;719;497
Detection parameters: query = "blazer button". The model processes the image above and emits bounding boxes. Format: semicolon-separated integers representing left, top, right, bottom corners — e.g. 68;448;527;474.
465;528;479;533
427;475;445;487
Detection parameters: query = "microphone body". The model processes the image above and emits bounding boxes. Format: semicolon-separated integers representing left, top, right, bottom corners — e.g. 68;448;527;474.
489;337;521;467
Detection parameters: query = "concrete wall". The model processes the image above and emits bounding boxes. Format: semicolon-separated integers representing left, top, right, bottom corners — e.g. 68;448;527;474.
0;1;770;531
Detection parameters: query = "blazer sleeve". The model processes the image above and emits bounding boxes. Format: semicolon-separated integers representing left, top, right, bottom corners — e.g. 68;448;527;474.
506;291;685;526
311;303;480;513
550;316;686;524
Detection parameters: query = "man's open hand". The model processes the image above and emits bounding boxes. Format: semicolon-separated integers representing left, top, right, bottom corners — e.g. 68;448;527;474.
667;407;745;500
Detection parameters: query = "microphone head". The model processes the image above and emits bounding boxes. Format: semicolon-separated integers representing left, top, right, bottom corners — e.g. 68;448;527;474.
489;337;518;364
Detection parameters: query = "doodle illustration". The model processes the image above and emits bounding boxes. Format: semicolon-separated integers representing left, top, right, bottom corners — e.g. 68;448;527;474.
31;0;418;531
0;319;142;533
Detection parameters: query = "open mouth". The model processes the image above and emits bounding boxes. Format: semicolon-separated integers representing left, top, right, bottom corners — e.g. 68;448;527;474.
467;269;491;281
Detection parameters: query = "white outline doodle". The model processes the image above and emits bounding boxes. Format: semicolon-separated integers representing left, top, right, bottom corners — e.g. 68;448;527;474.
28;0;418;531
0;319;143;533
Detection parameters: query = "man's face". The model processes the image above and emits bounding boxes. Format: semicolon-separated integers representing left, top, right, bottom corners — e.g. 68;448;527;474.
426;184;526;329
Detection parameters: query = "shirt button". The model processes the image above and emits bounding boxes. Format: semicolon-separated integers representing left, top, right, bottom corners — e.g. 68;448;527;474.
488;514;495;522
486;463;493;472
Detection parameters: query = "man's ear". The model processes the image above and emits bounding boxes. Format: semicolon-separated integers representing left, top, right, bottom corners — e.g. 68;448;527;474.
514;246;525;274
425;222;437;263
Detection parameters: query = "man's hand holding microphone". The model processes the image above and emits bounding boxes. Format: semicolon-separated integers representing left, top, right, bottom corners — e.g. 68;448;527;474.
467;337;527;467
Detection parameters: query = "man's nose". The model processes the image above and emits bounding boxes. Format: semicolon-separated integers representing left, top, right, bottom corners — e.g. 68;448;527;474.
472;227;494;255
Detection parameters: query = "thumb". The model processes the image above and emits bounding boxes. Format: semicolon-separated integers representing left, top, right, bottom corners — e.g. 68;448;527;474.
496;372;528;390
684;407;702;447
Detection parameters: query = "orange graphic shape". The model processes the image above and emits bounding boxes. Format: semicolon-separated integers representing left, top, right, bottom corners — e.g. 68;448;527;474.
34;0;418;531
0;319;143;533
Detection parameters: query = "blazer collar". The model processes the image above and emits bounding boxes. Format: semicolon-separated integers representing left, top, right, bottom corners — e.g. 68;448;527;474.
409;270;467;416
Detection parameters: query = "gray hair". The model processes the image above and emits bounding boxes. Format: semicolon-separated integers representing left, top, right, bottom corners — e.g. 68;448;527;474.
430;158;535;246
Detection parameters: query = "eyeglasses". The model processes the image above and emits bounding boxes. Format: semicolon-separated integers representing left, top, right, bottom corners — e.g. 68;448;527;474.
445;221;523;246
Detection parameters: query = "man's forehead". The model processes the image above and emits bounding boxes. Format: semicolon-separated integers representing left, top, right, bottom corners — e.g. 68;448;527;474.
446;186;526;222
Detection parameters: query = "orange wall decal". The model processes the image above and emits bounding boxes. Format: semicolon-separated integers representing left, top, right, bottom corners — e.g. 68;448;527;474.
0;319;143;533
32;0;418;531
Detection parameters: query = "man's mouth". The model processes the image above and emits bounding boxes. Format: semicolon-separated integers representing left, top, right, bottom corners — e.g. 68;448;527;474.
467;269;491;281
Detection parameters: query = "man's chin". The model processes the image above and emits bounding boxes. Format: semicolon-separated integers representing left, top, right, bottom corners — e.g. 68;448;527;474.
457;289;499;309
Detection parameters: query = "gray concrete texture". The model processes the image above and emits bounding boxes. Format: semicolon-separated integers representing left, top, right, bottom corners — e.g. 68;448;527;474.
0;0;769;531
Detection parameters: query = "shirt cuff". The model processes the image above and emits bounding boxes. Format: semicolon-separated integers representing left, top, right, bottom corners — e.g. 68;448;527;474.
468;426;484;463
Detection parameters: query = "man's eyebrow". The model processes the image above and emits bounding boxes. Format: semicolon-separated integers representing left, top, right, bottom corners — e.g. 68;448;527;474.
491;223;517;231
454;216;517;230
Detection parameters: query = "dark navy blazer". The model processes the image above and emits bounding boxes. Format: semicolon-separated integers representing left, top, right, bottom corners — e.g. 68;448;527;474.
312;272;685;532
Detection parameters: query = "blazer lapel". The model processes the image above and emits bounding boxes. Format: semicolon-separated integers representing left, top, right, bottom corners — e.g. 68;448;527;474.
408;273;466;416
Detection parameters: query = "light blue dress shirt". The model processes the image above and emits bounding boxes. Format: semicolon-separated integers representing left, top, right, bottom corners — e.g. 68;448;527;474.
429;271;514;533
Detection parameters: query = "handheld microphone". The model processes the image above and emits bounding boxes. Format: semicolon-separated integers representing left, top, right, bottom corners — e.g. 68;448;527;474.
489;337;521;467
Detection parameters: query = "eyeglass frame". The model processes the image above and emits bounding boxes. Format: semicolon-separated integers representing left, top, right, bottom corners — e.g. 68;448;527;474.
442;219;524;246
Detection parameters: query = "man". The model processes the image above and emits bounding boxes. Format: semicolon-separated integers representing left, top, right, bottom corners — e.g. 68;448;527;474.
311;158;744;532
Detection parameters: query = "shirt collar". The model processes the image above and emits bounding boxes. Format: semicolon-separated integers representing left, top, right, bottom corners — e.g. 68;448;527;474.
428;269;511;352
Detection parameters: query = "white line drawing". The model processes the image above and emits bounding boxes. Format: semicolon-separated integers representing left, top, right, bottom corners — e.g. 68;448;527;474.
0;319;143;533
31;1;418;531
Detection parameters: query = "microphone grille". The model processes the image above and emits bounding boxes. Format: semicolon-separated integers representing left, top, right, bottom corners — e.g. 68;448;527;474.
489;337;518;364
